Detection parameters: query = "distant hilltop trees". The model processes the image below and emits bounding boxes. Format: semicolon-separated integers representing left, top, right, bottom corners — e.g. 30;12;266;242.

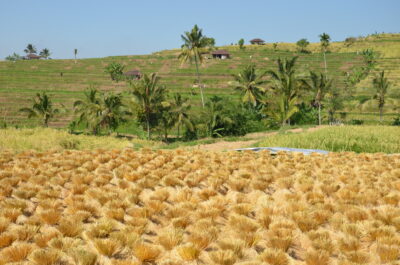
5;44;51;61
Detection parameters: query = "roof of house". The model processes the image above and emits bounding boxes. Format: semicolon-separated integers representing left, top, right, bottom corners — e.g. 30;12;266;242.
123;70;141;76
211;49;230;55
26;53;41;59
250;38;265;43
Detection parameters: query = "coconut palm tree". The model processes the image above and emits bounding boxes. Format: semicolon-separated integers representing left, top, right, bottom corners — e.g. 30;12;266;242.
301;71;333;125
19;92;60;127
74;87;102;134
373;71;390;122
266;57;301;126
173;94;194;139
39;48;51;59
74;49;78;64
232;64;268;106
319;33;330;75
179;25;212;108
24;44;37;54
129;73;167;139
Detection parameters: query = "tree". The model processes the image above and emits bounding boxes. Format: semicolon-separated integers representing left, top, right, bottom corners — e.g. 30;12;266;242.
296;38;310;53
203;96;233;137
204;37;215;47
39;48;51;59
19;92;61;127
324;87;343;124
232;64;267;106
266;57;301;126
179;25;213;108
373;71;390;122
24;44;37;54
5;53;22;62
129;73;167;139
173;94;194;139
74;88;102;134
301;71;333;125
74;49;78;64
74;88;128;134
104;62;125;82
319;33;331;75
238;39;245;50
273;43;278;51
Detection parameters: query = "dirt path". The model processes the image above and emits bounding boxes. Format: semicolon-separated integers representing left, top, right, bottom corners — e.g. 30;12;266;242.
194;126;326;152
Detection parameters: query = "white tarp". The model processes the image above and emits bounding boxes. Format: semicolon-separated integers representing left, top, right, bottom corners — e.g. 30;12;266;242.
235;147;329;155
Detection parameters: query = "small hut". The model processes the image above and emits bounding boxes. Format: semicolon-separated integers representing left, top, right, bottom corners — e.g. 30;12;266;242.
25;53;41;60
211;50;230;59
123;69;141;80
250;38;265;45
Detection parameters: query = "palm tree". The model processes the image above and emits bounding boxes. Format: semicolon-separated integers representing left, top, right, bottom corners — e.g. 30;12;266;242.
24;44;37;54
39;48;51;59
319;33;330;75
99;93;129;134
74;87;102;134
19;92;60;127
129;73;167;139
373;71;390;122
179;25;212;108
301;71;333;125
74;49;78;64
267;95;299;126
266;57;300;126
173;94;194;139
232;64;268;106
324;87;343;124
104;62;125;82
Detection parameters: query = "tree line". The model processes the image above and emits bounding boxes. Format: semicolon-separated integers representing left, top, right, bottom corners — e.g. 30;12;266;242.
13;25;396;138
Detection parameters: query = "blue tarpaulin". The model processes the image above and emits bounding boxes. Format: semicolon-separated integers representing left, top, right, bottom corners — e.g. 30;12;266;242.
235;147;329;155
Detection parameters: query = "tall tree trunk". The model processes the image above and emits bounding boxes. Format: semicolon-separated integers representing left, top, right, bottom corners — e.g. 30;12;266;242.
380;106;383;123
318;103;321;125
194;56;205;108
146;112;150;140
323;51;328;76
177;123;180;139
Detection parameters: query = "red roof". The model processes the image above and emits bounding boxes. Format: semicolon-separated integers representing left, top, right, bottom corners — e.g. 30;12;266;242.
250;38;265;43
124;70;141;76
211;49;230;55
26;53;41;59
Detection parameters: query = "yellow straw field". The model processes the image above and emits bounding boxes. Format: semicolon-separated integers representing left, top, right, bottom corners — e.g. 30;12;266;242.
0;148;399;264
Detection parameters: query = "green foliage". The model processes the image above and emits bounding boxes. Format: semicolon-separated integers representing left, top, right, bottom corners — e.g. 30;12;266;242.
5;53;22;61
373;70;390;122
301;71;333;125
296;38;310;53
324;86;343;124
179;24;214;107
19;92;62;127
361;49;377;69
39;48;51;59
291;103;318;125
392;115;400;126
319;33;331;51
24;44;37;54
104;62;125;82
238;39;245;50
266;57;301;125
232;64;268;106
73;88;128;135
129;73;167;139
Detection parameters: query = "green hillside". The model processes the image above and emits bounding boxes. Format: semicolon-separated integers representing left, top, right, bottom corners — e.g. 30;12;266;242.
1;33;400;127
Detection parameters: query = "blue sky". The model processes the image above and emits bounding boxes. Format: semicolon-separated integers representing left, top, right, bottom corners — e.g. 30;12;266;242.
0;0;399;59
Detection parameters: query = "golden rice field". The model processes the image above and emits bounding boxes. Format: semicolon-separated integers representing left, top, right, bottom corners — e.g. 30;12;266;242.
0;148;399;265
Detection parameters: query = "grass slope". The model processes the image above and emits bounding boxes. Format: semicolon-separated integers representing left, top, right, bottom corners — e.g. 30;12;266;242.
256;125;400;153
1;34;400;127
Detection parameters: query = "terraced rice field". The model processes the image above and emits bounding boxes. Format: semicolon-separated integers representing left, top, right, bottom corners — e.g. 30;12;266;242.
0;49;366;127
0;148;399;264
